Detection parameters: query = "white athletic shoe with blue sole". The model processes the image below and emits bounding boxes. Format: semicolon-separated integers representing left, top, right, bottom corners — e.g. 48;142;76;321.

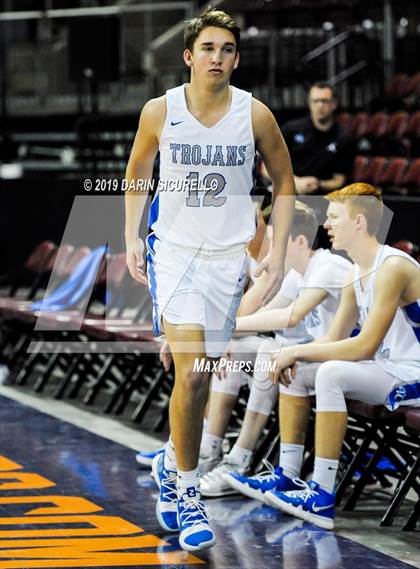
266;479;335;530
152;451;179;532
226;461;299;504
178;487;216;552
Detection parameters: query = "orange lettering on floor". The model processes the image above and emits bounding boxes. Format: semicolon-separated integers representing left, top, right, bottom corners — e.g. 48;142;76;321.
0;456;23;471
0;496;103;515
0;473;55;490
0;514;142;538
0;535;205;567
0;454;206;567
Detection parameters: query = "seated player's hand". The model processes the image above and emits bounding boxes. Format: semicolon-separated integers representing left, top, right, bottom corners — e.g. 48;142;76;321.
254;253;284;306
159;338;173;372
270;348;297;386
126;238;147;284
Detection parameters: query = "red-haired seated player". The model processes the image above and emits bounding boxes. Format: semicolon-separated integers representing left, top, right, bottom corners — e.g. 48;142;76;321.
267;183;420;529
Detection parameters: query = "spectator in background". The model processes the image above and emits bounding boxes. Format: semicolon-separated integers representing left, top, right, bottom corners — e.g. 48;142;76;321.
282;82;355;195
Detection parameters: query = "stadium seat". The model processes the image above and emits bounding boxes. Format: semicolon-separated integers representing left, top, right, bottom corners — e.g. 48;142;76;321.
385;73;410;98
361;156;388;185
351;112;370;138
380;408;420;530
404;72;420;97
386;112;410;138
337;112;353;133
365;112;389;138
377;158;409;188
402;409;420;530
392;240;419;258
1;240;56;300
395;158;420;191
404;111;420;139
337;401;407;510
352;155;370;181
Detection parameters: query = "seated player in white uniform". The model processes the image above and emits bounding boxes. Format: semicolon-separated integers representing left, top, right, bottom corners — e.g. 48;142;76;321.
265;183;420;530
200;202;351;496
124;9;295;551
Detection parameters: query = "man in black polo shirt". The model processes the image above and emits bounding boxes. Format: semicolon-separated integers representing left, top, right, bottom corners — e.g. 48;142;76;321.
282;82;355;195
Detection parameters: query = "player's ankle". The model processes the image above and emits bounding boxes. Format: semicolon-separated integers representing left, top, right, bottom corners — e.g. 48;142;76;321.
177;468;201;496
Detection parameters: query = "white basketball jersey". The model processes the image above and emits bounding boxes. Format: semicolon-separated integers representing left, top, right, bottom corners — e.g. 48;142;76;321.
150;84;256;252
274;269;313;344
301;249;352;339
274;250;351;343
353;245;420;388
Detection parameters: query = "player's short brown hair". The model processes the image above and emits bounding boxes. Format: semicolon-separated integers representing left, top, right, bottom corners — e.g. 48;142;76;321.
262;201;318;247
290;200;319;246
326;183;383;235
184;9;241;52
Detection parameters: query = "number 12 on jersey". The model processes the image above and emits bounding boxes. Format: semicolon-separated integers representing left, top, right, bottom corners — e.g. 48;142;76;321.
186;171;227;207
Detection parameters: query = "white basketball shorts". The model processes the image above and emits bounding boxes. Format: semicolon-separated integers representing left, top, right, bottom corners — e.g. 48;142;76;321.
146;235;247;358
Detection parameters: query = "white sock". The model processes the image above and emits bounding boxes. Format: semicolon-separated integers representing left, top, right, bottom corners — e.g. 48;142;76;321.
313;457;339;494
200;432;223;458
227;444;252;469
279;443;304;479
177;468;201;496
164;437;177;472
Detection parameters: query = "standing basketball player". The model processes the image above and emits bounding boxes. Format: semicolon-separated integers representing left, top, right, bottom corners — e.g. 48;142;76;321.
125;10;295;551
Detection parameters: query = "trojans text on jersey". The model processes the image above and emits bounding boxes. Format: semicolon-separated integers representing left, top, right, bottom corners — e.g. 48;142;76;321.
169;143;247;166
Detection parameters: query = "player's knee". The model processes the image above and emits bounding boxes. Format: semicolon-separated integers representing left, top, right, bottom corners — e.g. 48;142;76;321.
176;364;209;392
315;361;343;389
315;361;347;411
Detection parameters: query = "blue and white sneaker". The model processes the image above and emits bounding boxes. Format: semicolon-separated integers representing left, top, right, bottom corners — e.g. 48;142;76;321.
136;447;165;468
225;460;299;504
152;451;179;532
177;487;216;552
265;479;335;530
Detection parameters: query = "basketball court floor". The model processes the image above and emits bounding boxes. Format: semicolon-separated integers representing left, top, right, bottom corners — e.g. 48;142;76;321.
1;388;418;569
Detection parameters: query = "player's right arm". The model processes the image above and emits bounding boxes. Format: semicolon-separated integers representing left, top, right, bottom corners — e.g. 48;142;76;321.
313;278;359;344
236;287;328;332
125;97;165;282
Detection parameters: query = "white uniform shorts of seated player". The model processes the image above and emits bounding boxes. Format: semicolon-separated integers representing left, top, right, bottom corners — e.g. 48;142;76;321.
146;237;248;358
279;359;415;412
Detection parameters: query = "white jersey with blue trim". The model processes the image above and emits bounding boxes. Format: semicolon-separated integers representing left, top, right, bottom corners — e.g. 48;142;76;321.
353;245;420;392
301;249;352;339
274;249;352;343
149;84;256;253
274;269;313;344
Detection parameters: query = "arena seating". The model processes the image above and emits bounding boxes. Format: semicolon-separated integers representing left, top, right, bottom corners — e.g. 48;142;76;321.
351;155;420;193
338;110;420;158
385;72;420;99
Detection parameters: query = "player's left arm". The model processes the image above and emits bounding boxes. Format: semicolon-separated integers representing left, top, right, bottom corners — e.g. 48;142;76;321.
275;258;410;377
252;99;296;305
